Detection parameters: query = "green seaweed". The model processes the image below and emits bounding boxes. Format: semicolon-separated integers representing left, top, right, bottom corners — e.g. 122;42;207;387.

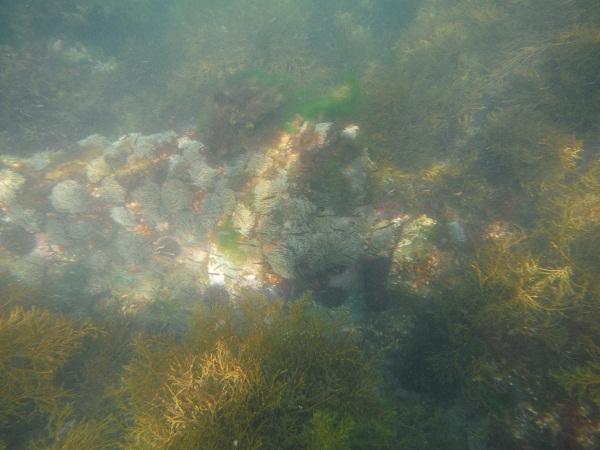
282;75;362;129
212;220;242;260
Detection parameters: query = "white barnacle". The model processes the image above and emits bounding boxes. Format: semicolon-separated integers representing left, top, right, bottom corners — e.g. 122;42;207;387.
167;154;184;177
97;176;126;204
78;134;109;152
255;215;282;243
189;158;219;191
232;204;255;237
218;187;236;216
5;204;43;232
302;224;363;274
341;149;371;204
50;180;90;214
246;152;271;175
174;210;206;244
132;132;176;162
254;171;288;213
0;168;26;206
103;135;136;166
367;225;396;255
180;139;204;158
197;191;228;229
161;179;194;213
28;150;63;171
114;231;152;265
130;135;158;161
132;181;167;224
283;196;316;225
86;156;113;183
109;206;137;229
122;270;162;302
267;242;296;279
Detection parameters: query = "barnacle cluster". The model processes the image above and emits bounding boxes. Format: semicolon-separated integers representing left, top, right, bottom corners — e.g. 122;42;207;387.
0;119;402;315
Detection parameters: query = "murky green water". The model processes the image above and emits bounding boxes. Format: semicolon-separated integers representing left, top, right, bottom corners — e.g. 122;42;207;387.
1;1;599;448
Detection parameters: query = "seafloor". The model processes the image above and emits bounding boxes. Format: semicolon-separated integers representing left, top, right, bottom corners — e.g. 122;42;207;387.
1;0;600;448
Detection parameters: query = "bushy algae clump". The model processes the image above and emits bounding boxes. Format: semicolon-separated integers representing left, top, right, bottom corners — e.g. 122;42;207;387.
116;294;394;449
0;280;397;448
0;277;99;448
358;0;600;446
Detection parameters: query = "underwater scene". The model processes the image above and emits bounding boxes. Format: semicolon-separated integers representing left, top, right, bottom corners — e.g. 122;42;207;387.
0;0;599;448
